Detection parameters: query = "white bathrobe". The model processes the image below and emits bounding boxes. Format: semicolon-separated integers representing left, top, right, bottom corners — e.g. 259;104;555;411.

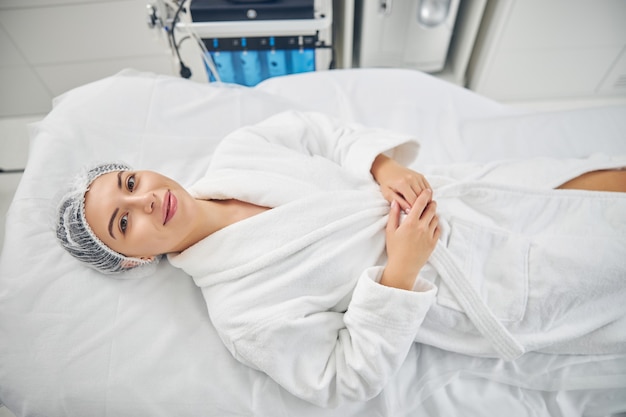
168;111;626;407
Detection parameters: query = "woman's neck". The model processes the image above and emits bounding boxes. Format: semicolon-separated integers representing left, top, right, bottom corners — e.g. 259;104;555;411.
173;199;269;253
210;199;270;229
192;198;269;241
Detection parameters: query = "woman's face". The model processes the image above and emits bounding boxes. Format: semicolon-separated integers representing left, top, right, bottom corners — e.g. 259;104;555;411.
84;170;202;258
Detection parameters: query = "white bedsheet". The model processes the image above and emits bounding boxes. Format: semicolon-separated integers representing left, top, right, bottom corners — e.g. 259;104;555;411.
1;68;625;417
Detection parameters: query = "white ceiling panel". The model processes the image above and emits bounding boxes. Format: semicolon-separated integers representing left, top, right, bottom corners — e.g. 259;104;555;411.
0;0;168;65
0;66;52;116
0;0;133;10
0;115;39;169
35;55;174;96
0;23;27;67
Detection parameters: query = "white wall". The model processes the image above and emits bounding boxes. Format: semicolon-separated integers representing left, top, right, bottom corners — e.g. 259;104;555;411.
0;0;176;117
467;0;626;102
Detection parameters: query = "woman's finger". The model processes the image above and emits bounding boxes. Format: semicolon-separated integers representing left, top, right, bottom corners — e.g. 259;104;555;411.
385;188;411;213
386;200;401;232
434;225;441;240
383;188;412;214
406;189;431;220
420;200;437;221
428;212;439;234
392;183;418;209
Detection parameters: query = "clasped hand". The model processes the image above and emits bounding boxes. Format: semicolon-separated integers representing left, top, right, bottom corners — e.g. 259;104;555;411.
371;154;440;290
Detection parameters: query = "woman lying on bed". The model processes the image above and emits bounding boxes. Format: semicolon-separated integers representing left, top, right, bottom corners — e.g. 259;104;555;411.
56;111;626;407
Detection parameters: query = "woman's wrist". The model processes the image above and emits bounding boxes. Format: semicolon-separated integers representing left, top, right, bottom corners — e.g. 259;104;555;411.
370;154;392;184
379;265;418;291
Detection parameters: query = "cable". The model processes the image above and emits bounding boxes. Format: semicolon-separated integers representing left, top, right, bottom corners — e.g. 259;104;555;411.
185;27;222;82
177;35;191;47
169;0;192;78
0;168;25;174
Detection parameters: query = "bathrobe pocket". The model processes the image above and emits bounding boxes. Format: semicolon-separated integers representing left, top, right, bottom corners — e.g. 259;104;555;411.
437;218;530;323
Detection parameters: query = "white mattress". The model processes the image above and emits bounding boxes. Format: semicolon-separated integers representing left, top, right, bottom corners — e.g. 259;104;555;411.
1;68;625;416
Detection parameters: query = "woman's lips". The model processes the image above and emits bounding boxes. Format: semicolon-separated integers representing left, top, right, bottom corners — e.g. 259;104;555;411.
163;190;177;225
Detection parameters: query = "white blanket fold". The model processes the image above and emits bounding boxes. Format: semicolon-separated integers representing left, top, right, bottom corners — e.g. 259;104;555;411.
421;181;626;357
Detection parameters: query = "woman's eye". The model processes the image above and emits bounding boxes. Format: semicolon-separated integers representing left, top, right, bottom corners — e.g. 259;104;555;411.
120;214;128;233
127;175;136;192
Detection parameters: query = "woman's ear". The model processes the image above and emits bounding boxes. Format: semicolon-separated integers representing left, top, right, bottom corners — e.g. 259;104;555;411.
120;256;155;270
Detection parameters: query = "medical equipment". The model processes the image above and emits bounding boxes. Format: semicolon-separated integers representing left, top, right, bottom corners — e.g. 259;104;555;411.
1;68;626;416
149;0;333;85
355;0;460;72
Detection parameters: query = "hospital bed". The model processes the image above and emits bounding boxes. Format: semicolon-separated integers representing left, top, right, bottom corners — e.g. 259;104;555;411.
1;68;625;416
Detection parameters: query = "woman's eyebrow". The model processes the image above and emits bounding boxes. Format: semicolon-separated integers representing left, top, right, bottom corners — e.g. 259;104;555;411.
108;208;119;240
108;171;123;239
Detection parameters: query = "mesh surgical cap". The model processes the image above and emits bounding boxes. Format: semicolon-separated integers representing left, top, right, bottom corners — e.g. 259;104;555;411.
56;162;159;276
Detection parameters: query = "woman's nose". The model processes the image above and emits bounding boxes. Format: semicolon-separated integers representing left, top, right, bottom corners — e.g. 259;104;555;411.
127;193;155;213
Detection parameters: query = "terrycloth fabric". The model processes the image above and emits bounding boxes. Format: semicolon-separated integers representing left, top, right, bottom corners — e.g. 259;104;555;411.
169;111;626;406
169;111;435;407
416;156;626;359
421;181;626;358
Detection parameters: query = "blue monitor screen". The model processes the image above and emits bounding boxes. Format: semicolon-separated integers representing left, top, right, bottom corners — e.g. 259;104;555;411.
205;48;316;86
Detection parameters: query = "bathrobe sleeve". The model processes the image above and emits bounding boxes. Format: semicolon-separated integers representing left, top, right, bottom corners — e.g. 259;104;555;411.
221;267;437;408
209;110;420;182
182;110;435;407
